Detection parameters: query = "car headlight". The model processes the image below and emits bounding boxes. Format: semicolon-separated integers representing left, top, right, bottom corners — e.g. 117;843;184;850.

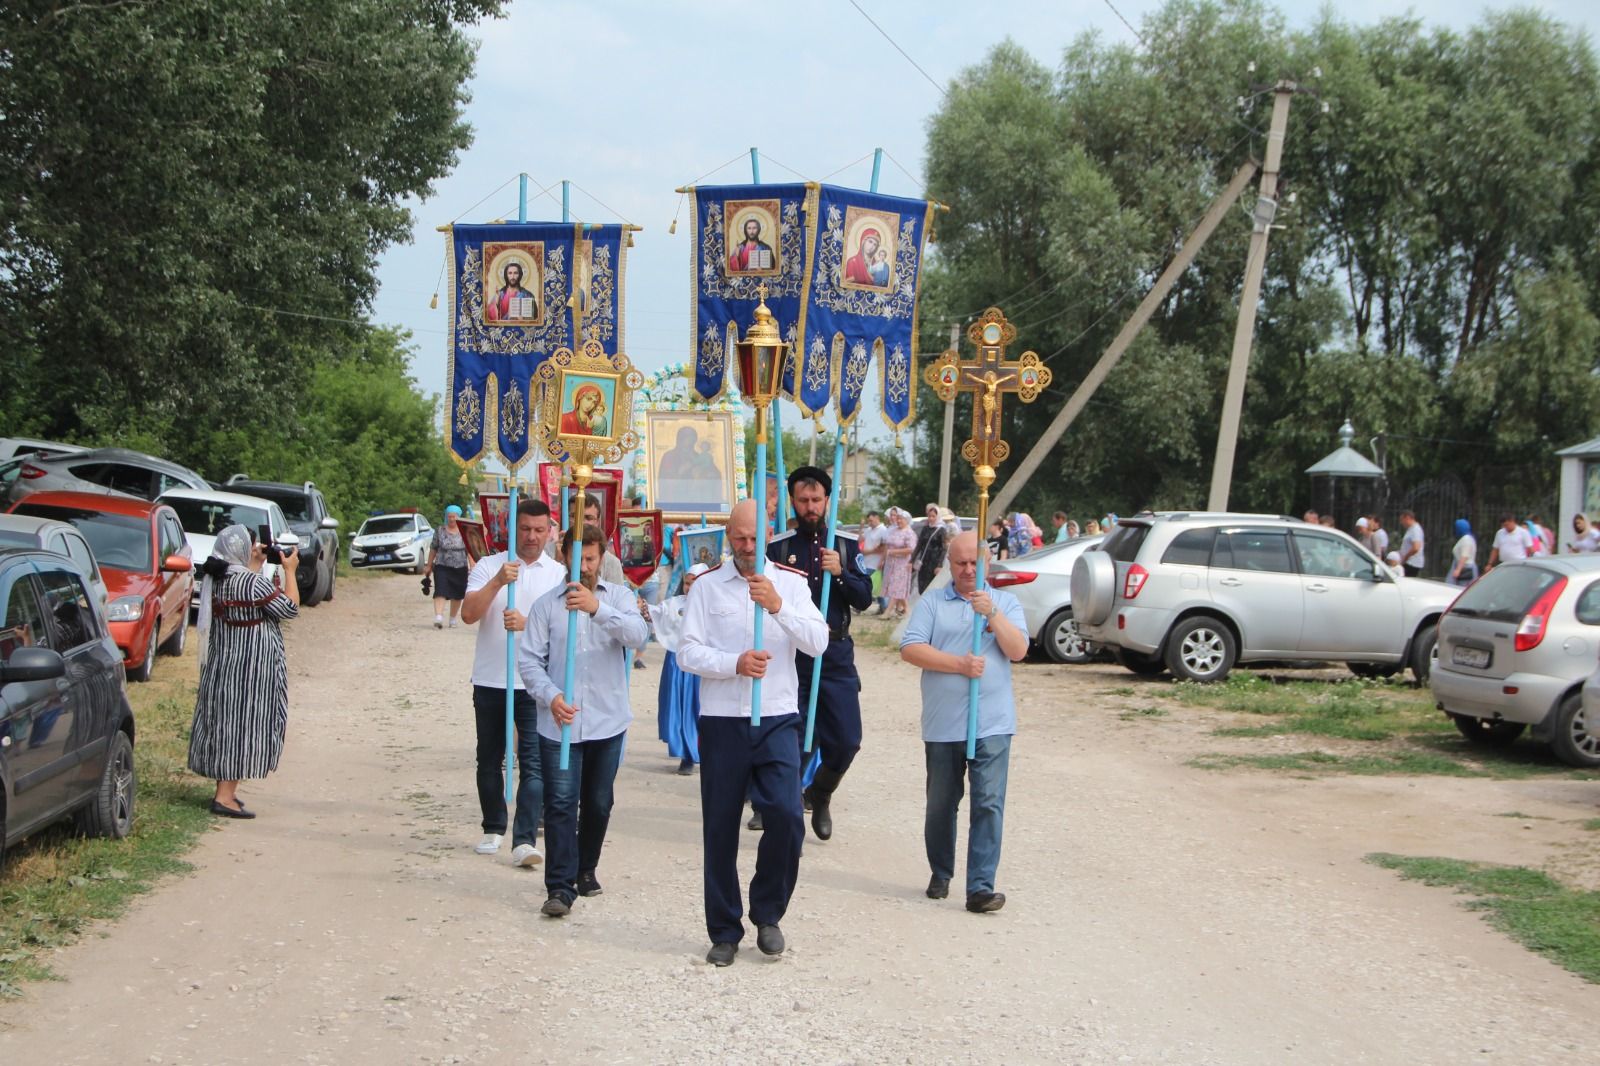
106;596;145;622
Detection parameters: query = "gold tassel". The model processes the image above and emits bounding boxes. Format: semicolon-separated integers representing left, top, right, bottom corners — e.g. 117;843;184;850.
894;428;903;448
668;218;677;235
430;293;439;309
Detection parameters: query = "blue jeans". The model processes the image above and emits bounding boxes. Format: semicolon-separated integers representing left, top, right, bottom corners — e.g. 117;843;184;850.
924;735;1011;896
472;685;541;846
539;731;625;904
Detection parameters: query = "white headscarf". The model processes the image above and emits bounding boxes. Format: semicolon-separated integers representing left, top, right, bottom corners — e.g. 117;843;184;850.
197;524;255;667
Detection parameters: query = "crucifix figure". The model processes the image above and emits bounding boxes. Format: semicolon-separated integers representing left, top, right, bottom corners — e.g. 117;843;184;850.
923;307;1051;465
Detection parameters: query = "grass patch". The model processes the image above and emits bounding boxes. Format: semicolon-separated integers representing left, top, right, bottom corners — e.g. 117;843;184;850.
1165;672;1445;742
1;650;213;996
1189;750;1478;776
1367;853;1600;984
1118;706;1168;721
1099;686;1136;697
1584;819;1600;832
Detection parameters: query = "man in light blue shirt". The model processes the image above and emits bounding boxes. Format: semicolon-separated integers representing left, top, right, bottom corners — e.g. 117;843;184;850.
899;531;1029;913
521;524;649;917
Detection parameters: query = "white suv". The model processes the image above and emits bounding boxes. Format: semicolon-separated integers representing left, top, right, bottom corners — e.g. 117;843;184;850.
1071;512;1457;683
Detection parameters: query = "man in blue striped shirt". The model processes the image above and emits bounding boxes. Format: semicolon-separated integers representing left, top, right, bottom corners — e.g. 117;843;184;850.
899;531;1029;913
521;524;649;917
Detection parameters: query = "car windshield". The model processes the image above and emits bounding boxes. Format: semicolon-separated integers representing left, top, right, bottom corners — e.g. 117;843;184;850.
360;517;415;536
11;504;151;572
1449;565;1563;623
165;497;269;536
247;488;310;521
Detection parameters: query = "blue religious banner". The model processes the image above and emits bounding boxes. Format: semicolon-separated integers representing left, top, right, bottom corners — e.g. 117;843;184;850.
801;184;933;433
687;183;816;403
446;222;628;469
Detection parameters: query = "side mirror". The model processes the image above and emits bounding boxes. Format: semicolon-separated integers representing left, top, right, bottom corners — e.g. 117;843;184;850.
1;646;66;683
320;516;340;530
1372;562;1388;582
279;532;301;549
162;554;193;573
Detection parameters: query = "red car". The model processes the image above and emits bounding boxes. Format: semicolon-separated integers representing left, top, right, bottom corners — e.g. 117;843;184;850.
8;491;193;681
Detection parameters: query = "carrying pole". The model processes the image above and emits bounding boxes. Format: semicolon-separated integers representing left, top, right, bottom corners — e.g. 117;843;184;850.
500;173;531;803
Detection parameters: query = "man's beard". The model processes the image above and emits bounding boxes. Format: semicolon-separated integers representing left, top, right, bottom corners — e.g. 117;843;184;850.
795;512;825;534
580;570;599;590
732;550;758;576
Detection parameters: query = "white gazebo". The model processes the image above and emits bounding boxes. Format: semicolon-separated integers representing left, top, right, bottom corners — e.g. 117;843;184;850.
1554;434;1600;552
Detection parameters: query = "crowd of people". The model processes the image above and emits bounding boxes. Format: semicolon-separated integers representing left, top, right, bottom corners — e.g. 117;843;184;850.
1301;508;1600;585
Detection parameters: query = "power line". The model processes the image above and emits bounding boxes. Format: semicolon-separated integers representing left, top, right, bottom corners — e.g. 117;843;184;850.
1101;0;1147;46
845;0;947;99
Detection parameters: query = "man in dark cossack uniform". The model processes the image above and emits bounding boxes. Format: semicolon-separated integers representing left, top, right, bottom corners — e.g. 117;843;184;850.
765;465;874;841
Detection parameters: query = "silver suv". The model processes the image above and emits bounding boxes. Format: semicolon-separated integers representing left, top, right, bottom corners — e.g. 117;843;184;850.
1071;512;1457;683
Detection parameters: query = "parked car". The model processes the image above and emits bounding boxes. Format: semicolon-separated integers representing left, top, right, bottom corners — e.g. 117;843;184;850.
9;492;192;682
1072;512;1454;683
223;477;339;606
5;447;208;506
0;514;110;613
1;547;136;871
0;437;84;463
988;535;1105;663
349;512;433;572
1433;556;1600;768
156;488;298;608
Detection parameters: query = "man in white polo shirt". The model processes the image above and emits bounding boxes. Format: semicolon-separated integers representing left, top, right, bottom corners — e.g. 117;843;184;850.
1488;512;1536;569
678;499;827;966
461;497;565;863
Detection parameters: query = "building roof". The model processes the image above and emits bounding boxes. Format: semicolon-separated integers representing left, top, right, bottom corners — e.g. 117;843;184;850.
1554;435;1600;458
1306;419;1385;479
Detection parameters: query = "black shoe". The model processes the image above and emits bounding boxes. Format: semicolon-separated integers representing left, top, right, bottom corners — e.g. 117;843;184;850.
756;924;785;956
926;876;949;900
746;809;763;831
577;871;603;897
211;799;256;820
805;767;844;841
540;894;571;917
965;891;1006;913
706;942;738;967
676;758;695;776
806;794;832;840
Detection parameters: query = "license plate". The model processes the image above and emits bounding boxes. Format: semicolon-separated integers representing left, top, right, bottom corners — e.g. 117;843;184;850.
368;553;392;562
1452;646;1491;669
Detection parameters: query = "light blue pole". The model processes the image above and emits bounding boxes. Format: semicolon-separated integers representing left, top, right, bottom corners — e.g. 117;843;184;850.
560;480;585;770
500;173;531;804
752;435;768;724
772;407;788;536
803;432;845;753
748;147;761;185
870;147;883;195
561;180;570;225
967;548;986;760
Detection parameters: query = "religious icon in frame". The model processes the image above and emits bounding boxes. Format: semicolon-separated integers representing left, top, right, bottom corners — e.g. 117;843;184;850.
839;205;899;292
645;409;738;521
617;509;663;586
477;492;510;553
677;525;725;573
557;370;621;442
723;199;782;278
482;241;544;325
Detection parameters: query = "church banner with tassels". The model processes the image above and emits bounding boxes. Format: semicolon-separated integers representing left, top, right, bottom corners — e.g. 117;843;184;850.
446;222;629;470
801;184;933;432
687;183;816;403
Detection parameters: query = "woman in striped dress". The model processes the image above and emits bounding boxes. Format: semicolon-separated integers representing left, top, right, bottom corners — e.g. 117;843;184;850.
188;524;300;818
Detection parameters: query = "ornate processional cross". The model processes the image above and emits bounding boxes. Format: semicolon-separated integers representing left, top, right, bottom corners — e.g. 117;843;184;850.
923;307;1051;475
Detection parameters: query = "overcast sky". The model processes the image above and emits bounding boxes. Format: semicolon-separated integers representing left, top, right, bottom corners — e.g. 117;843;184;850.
371;0;1596;458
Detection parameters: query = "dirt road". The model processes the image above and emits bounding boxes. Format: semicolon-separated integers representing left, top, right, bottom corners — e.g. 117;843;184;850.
3;573;1598;1064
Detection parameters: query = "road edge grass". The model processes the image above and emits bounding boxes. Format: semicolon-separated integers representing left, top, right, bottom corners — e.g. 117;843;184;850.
1;655;212;998
1366;853;1600;984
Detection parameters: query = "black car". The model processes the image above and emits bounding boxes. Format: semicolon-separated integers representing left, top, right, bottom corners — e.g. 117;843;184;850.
223;477;339;606
1;547;136;871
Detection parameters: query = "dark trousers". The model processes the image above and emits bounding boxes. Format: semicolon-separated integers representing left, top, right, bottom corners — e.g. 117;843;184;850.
795;644;862;775
472;685;541;845
539;731;625;904
700;714;804;945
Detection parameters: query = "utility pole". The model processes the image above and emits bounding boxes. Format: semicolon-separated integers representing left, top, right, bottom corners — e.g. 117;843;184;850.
1207;79;1299;511
990;160;1260;518
937;322;958;508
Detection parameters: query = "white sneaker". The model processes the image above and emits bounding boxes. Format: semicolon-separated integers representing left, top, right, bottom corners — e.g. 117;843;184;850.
434;614;444;629
448;618;458;628
511;843;543;867
474;833;502;854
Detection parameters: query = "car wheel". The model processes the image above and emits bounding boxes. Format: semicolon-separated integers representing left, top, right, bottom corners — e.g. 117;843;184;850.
75;730;135;839
1550;692;1600;769
302;560;326;607
1117;649;1167;677
1449;712;1527;747
1165;615;1236;683
1407;622;1438;684
130;621;158;682
160;610;187;656
1348;662;1400;680
1043;608;1094;664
